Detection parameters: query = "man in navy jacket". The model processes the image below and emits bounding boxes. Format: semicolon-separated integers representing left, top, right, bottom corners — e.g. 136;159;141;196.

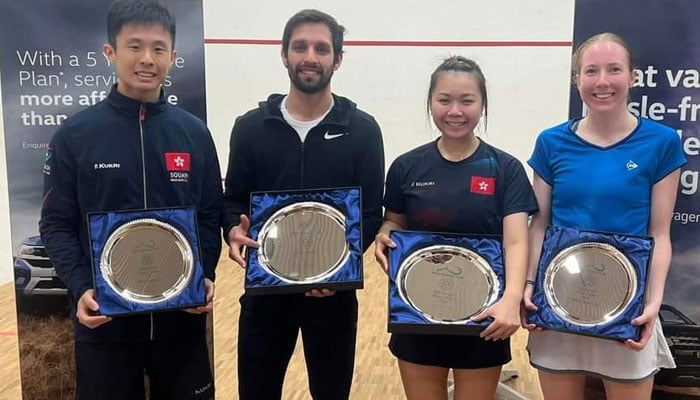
39;1;221;399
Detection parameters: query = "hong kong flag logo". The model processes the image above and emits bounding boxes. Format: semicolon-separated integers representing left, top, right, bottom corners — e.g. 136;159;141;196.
165;152;191;172
470;176;495;195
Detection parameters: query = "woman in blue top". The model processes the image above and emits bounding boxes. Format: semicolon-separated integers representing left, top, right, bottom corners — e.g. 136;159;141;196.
523;33;686;399
374;56;538;400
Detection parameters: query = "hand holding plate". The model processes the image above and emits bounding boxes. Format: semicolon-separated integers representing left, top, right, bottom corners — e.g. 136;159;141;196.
374;233;395;273
228;214;259;268
77;289;112;329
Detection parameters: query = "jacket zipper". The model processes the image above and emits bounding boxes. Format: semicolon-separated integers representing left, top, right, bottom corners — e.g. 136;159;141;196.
139;104;155;341
299;141;305;187
139;105;148;209
298;124;322;187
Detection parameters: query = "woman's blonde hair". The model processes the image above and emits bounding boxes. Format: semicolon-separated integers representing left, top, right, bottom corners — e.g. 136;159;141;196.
572;32;634;83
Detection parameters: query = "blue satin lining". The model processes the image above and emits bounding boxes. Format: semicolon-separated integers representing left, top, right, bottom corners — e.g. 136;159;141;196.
527;225;652;341
388;230;505;330
88;207;206;316
246;187;362;290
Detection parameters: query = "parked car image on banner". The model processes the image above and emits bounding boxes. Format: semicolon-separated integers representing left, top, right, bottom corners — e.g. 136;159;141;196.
656;304;700;388
13;235;66;297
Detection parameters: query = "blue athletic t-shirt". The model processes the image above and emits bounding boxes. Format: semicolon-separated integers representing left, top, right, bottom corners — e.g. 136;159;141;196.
384;139;538;235
528;117;687;236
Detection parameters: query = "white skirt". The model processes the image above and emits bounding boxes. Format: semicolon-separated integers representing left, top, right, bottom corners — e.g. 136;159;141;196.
527;319;676;381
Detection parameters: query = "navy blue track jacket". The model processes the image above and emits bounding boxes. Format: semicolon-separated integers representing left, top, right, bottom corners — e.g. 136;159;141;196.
40;85;222;342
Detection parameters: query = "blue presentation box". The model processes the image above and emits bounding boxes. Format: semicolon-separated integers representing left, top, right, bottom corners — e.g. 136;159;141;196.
527;225;653;341
388;230;505;335
88;207;205;316
245;187;363;295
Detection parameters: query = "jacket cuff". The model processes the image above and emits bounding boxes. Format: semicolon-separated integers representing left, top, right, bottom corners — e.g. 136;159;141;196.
72;284;93;307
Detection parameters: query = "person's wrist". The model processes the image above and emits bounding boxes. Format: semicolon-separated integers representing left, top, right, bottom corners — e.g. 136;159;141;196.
643;301;661;313
502;290;523;303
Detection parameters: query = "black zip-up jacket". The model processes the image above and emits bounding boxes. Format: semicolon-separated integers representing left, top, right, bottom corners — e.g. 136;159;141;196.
222;93;384;252
39;86;222;342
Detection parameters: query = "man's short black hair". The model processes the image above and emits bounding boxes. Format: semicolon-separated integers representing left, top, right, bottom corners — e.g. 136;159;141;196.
282;9;345;64
107;0;175;49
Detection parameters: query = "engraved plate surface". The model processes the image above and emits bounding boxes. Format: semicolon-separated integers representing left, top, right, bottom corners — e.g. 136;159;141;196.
257;202;349;283
544;242;637;326
396;245;499;324
100;219;193;304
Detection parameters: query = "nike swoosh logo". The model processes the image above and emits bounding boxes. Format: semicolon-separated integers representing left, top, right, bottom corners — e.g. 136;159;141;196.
324;131;348;140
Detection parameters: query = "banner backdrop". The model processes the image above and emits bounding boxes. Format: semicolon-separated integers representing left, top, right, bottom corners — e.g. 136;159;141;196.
0;0;206;258
572;0;700;389
0;1;207;397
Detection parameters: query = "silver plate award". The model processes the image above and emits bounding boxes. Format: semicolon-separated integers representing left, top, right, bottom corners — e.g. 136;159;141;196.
396;245;500;323
100;218;194;304
256;202;350;283
543;242;638;326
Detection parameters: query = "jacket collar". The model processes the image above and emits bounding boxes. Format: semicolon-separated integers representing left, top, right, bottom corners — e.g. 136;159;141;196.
106;84;167;120
259;93;356;128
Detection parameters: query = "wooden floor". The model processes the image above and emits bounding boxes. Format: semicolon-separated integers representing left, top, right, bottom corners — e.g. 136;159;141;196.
0;282;22;400
213;247;543;400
